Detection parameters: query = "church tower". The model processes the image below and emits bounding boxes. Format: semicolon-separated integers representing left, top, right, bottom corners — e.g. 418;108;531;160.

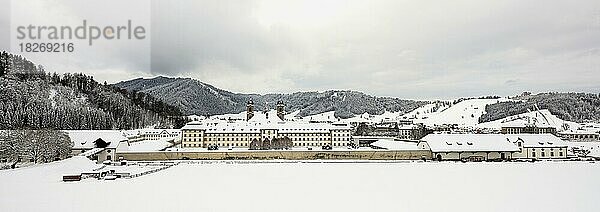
246;100;254;121
276;101;285;121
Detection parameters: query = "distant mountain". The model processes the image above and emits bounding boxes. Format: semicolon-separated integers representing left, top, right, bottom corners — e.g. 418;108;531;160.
114;77;428;118
479;92;600;124
0;52;186;130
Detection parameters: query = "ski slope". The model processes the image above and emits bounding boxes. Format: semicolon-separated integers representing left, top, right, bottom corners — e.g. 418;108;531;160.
477;109;581;131
400;102;449;120
409;98;510;127
204;98;508;126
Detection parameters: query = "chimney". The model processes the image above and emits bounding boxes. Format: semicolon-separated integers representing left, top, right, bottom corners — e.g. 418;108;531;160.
246;100;254;121
276;101;285;120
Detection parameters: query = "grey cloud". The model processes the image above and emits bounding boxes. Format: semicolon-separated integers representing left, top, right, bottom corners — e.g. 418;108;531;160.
0;0;10;50
2;0;600;100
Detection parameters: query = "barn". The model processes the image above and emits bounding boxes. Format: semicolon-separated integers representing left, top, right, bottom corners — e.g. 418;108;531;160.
418;134;519;161
67;130;129;163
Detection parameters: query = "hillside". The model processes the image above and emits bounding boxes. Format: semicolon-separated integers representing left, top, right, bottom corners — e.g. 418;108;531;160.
479;93;600;124
0;52;186;130
477;109;580;131
114;77;428;118
399;98;509;127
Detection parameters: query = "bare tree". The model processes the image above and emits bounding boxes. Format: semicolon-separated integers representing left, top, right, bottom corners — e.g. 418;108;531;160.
0;129;72;169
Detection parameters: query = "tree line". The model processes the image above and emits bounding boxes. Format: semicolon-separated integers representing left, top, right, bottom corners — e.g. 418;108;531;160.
479;93;600;123
0;51;188;130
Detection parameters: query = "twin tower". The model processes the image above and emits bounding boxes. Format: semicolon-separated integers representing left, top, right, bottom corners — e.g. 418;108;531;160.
246;100;285;121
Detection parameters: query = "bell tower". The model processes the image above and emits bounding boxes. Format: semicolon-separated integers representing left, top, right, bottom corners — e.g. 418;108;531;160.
276;101;285;121
246;100;254;121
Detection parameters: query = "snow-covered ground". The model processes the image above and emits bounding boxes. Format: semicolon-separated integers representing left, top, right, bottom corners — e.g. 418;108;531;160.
210;111;247;120
578;123;600;134
566;141;600;157
301;111;337;122
1;158;599;212
477;109;580;131
209;109;302;121
412;98;510;127
401;102;449;120
335;98;511;127
197;98;508;127
370;139;420;150
126;138;175;152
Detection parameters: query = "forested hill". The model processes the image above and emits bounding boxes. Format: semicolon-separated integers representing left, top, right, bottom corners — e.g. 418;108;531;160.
0;51;187;130
115;77;428;118
479;92;600;123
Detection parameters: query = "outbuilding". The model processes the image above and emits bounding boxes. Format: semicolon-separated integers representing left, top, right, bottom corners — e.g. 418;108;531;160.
67;130;129;163
507;134;568;160
418;134;519;161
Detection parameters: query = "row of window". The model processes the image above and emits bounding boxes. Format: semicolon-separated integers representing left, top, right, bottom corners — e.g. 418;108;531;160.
181;142;349;148
531;149;564;158
562;134;599;139
185;133;350;137
333;138;350;141
201;128;346;132
183;137;351;142
185;128;351;134
144;134;178;137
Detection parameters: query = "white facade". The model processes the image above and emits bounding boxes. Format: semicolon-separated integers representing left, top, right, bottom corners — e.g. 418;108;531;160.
398;124;425;140
181;121;353;148
419;133;569;161
508;134;568;159
558;130;599;141
124;129;181;143
66;130;130;162
419;134;520;161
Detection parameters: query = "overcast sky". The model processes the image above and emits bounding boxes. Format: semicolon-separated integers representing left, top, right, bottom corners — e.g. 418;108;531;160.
2;0;600;100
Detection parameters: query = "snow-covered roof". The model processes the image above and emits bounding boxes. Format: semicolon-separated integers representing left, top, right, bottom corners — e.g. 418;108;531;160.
248;110;283;122
66;130;128;149
421;134;519;152
399;124;419;130
505;134;569;148
139;129;181;135
581;143;600;158
302;111;337;122
78;148;104;157
209;111;246;120
126;137;175;152
558;130;599;135
181;121;352;133
209;110;286;122
340;116;373;124
187;115;206;121
500;120;554;128
370;139;420;150
123;129;181;137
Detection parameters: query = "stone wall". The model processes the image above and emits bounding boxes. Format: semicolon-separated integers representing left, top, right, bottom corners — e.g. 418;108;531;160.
117;150;432;161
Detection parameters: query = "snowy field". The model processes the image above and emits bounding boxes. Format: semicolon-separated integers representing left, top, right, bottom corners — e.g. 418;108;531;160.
1;158;600;212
